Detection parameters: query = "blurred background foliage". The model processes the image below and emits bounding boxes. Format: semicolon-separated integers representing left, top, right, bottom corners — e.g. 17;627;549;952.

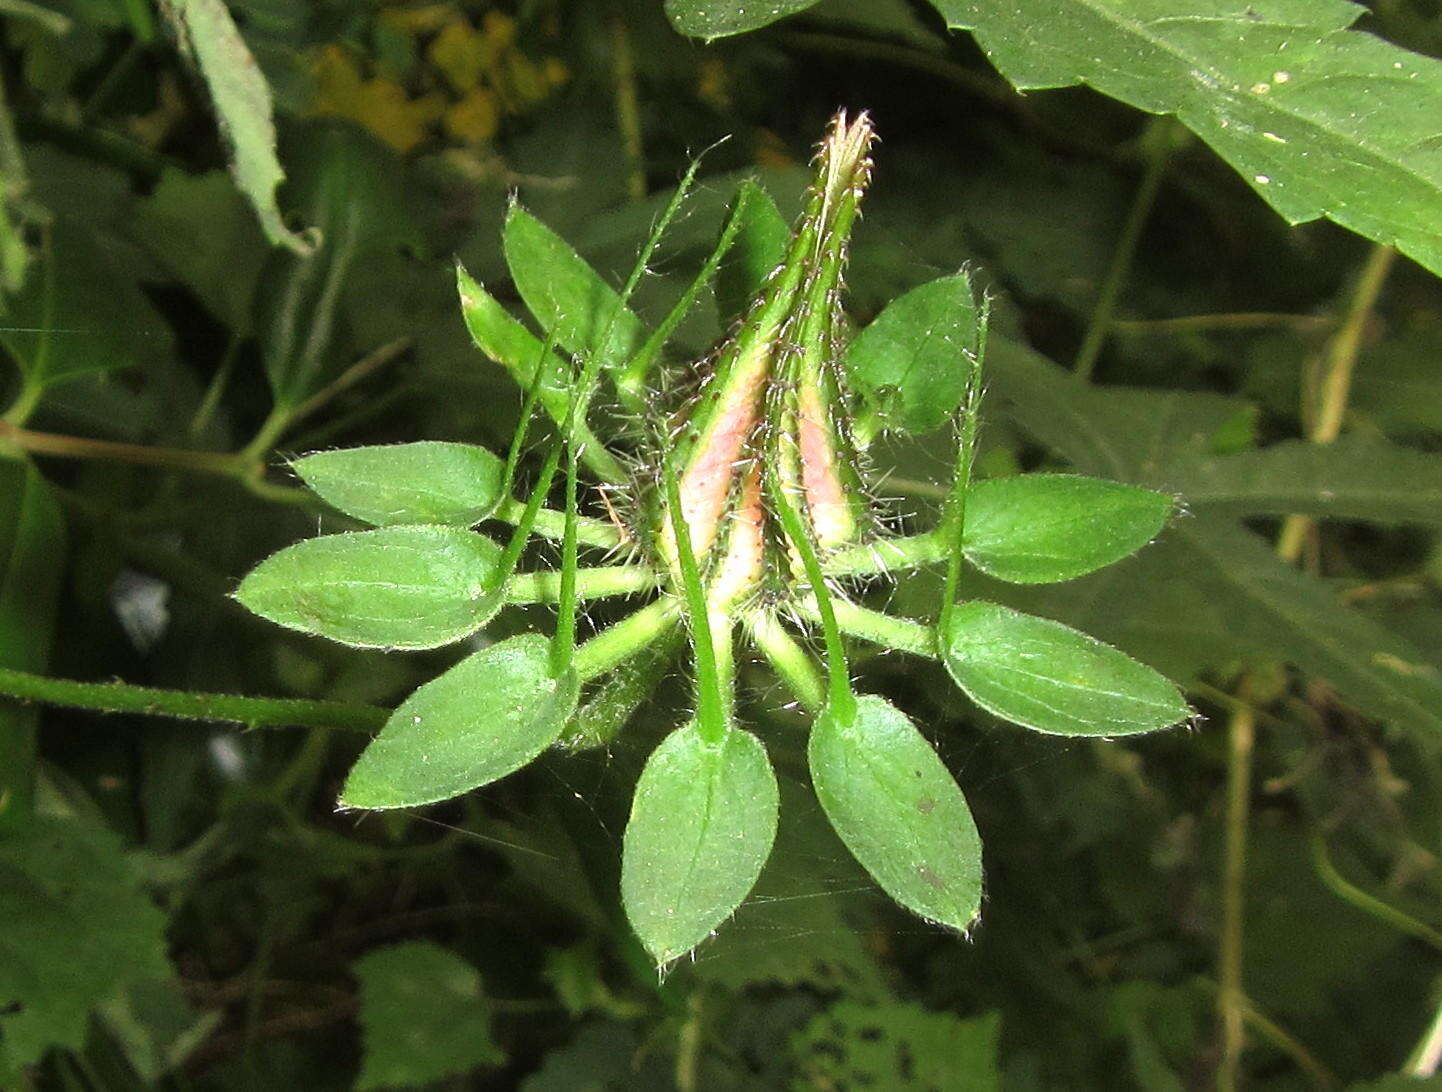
3;0;1442;1088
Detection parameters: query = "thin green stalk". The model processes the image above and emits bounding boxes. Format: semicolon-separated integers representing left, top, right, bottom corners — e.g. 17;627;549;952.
808;598;937;659
492;497;622;550
609;6;646;203
552;440;582;677
1310;833;1442;952
1217;698;1255;1092
495;439;564;591
1236;993;1338;1089
746;610;824;714
0;666;386;732
769;468;854;720
504;564;659;605
572;598;683;683
939;305;986;636
665;463;727;740
618;177;754;399
1073;117;1176;381
502;323;565;500
823;530;949;577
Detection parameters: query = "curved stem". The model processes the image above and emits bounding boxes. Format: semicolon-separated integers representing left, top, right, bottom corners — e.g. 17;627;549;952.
1310;832;1442;952
0;666;385;732
746;610;824;714
1074;117;1176;381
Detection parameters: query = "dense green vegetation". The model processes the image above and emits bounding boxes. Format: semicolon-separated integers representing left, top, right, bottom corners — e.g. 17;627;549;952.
4;1;1442;1088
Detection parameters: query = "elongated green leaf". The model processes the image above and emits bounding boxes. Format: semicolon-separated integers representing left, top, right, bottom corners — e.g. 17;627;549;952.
934;0;1442;278
292;442;505;527
1162;438;1442;527
843;273;982;434
503;204;646;374
792;1002;1001;1092
965;474;1173;583
0;461;64;830
0;817;170;1071
942;601;1190;736
236;526;502;649
621;722;778;967
341;634;578;809
665;0;822;40
809;695;983;931
715;180;790;326
455;264;627;485
353;942;502;1091
158;0;313;255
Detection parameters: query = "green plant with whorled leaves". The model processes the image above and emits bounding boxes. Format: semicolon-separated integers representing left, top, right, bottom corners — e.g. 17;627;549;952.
235;112;1191;968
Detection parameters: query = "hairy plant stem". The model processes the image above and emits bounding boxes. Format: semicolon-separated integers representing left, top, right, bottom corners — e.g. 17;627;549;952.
1074;117;1177;381
571;598;682;683
746;610;824;714
823;530;950;576
795;597;937;660
0;666;386;732
504;564;659;604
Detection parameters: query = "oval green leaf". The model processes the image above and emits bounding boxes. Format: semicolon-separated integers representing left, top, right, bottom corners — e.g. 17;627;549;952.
843;273;982;435
341;633;579;809
942;601;1191;736
235;526;503;649
664;0;822;40
502;204;645;374
809;695;983;932
621;723;778;968
291;442;506;527
965;474;1173;583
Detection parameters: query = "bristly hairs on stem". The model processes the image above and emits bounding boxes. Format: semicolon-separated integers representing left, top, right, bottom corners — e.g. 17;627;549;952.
939;288;989;638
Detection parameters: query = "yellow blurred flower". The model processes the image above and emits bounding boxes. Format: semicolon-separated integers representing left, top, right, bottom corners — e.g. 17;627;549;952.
445;86;501;144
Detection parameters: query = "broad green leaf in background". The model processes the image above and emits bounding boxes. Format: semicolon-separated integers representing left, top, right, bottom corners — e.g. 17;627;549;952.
340;633;579;809
715;180;790;326
291;442;506;527
130;169;270;334
964;474;1173;583
257;123;417;408
235;526;503;649
98;978;220;1082
503;204;646;375
843;273;982;435
353;941;503;1092
621;722;779;967
942;600;1191;736
933;0;1442;279
0;817;170;1072
157;0;313;255
664;0;821;40
0;221;173;403
455;264;626;485
986;337;1442;735
790;1002;1001;1091
0;461;64;829
808;695;983;931
1162;439;1442;527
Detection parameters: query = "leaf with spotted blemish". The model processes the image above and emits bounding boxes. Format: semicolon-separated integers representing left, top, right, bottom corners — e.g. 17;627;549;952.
808;694;983;932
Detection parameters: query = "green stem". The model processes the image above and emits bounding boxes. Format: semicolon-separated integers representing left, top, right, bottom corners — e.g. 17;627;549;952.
504;564;659;604
0;666;386;732
0;419;250;477
618;177;754;400
609;6;646;203
746;610;824;714
1073;117;1175;381
571;598;682;682
823;530;950;577
492;497;622;550
939;308;986;637
770;469;854;720
1111;312;1333;336
1217;698;1254;1092
801;598;937;659
552;440;582;677
665;464;726;740
1310;832;1442;952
